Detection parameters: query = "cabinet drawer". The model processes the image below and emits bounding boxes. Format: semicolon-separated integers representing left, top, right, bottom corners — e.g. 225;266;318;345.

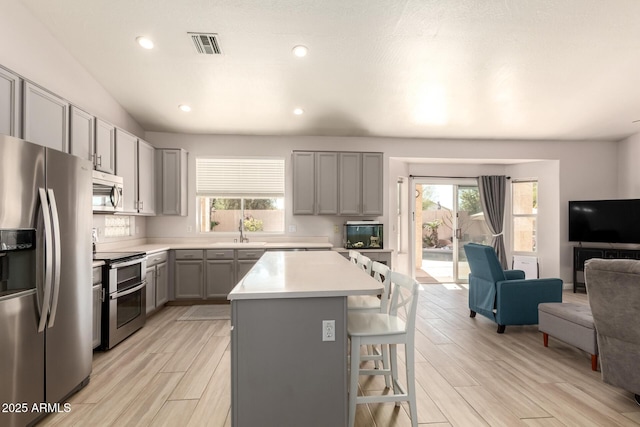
148;251;168;266
237;249;265;260
92;266;102;285
175;249;204;260
206;249;234;260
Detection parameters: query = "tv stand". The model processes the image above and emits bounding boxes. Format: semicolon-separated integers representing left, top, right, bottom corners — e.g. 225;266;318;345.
573;246;640;292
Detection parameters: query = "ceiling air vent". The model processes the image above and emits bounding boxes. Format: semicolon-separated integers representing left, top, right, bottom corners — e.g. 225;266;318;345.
189;32;222;55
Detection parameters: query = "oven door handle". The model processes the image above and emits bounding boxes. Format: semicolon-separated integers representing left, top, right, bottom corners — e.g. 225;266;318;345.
110;257;147;269
110;281;146;299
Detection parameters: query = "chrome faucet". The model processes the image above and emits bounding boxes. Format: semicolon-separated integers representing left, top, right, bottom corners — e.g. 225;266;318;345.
238;218;249;243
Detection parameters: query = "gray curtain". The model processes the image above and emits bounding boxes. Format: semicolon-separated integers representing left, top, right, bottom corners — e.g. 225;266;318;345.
478;175;508;268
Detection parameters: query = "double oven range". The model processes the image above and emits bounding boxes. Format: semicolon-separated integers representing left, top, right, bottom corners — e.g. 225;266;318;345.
93;251;147;350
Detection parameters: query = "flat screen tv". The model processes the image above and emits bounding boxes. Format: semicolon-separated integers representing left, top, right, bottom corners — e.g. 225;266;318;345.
568;199;640;244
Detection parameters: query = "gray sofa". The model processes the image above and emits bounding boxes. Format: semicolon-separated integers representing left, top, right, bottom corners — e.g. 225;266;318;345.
585;259;640;405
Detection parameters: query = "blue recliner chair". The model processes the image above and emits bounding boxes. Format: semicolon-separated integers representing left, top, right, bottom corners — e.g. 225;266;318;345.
463;243;563;333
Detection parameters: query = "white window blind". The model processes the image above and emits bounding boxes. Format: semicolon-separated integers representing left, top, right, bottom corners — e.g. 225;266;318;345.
196;158;285;197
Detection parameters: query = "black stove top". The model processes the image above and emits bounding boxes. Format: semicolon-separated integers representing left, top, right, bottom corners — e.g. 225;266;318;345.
93;251;146;264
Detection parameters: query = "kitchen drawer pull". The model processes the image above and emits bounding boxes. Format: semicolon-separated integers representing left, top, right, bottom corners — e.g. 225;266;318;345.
215;253;225;257
184;254;194;258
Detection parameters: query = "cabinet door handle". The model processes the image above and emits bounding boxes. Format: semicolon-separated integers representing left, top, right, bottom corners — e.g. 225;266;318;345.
97;155;102;167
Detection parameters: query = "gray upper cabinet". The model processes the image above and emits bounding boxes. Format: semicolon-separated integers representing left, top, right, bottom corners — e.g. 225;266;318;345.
292;151;315;214
315;152;339;215
116;130;156;215
137;139;155;215
69;106;94;162
94;118;115;174
293;150;383;216
0;67;21;137
115;129;138;213
338;152;361;215
23;82;69;152
361;153;383;216
156;148;188;216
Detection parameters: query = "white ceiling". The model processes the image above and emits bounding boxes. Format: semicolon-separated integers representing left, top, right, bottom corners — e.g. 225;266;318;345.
21;0;640;141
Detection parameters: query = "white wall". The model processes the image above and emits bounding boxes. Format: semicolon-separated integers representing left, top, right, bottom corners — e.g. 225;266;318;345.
506;161;560;278
618;132;640;198
0;0;143;136
146;132;619;281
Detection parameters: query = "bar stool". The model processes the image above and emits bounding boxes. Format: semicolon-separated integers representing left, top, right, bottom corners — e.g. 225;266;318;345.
348;250;360;265
347;261;390;312
347;271;420;427
355;253;372;273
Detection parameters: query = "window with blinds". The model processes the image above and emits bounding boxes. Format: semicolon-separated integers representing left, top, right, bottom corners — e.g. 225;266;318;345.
196;158;285;233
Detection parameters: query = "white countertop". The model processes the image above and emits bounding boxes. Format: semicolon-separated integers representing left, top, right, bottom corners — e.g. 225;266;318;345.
100;241;333;255
228;251;383;300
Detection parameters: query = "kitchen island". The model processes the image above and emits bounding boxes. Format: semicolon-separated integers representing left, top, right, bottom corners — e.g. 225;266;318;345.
228;251;383;427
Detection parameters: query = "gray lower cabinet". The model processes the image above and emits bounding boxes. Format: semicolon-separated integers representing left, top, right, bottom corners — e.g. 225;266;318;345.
236;249;265;281
0;66;21;137
156;262;168;306
206;249;235;299
146;252;169;312
173;249;267;300
174;250;205;299
145;266;156;314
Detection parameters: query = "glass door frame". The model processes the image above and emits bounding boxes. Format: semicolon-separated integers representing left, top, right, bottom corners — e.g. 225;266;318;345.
410;177;479;284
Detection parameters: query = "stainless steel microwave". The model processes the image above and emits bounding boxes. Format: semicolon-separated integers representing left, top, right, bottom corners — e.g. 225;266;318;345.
92;170;123;213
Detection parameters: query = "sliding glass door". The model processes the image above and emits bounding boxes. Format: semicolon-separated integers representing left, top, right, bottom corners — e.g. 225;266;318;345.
413;179;490;283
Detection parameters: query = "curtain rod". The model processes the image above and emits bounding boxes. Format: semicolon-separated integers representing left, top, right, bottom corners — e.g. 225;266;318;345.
409;175;511;179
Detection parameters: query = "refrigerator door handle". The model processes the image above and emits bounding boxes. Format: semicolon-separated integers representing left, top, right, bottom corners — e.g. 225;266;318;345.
38;188;53;333
47;188;62;328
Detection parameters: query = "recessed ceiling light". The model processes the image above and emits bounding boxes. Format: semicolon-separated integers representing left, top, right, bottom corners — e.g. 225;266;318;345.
136;36;154;49
293;108;304;115
292;45;308;58
179;104;191;112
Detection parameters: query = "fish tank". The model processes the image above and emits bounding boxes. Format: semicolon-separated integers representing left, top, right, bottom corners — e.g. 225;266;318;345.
343;221;383;249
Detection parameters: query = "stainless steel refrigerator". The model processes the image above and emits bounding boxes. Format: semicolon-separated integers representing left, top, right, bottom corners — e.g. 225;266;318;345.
0;134;92;427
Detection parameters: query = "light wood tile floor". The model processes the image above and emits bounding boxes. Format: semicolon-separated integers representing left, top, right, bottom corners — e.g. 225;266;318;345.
38;288;640;426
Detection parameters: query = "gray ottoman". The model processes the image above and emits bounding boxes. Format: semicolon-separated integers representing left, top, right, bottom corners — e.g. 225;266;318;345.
538;302;598;371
